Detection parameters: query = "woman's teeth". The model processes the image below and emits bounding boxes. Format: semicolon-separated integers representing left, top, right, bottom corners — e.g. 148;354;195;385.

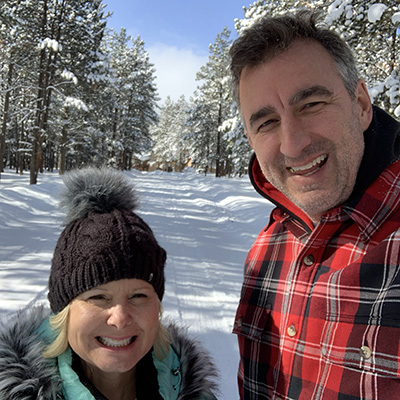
97;336;134;347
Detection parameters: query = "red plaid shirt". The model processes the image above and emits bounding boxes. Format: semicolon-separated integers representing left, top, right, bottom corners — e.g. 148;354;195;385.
234;112;400;399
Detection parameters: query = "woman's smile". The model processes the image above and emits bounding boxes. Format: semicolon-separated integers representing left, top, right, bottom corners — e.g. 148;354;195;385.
96;336;137;348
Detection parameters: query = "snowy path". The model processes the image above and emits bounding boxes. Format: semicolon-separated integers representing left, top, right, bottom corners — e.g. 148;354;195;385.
0;168;271;399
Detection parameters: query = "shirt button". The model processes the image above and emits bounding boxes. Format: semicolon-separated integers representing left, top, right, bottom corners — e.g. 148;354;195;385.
287;324;297;337
360;345;372;359
236;318;242;328
303;254;314;266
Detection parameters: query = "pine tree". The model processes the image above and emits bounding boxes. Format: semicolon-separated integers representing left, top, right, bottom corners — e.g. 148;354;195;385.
185;93;211;175
0;0;108;183
324;0;399;117
234;0;321;33
220;105;251;177
51;0;108;174
0;0;40;177
187;27;233;177
152;95;190;172
103;29;159;170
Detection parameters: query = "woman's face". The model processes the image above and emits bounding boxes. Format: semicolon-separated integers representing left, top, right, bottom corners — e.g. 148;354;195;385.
68;279;160;378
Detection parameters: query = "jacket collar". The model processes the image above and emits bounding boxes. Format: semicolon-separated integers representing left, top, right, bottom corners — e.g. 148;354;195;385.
249;106;400;234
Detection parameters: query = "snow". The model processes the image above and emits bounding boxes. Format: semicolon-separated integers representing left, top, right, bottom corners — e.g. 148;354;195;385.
0;167;271;399
64;96;88;111
61;70;79;85
393;12;400;24
369;82;385;101
367;3;387;23
326;0;349;22
39;37;60;52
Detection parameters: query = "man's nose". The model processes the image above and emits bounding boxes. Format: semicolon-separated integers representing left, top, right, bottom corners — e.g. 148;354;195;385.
279;117;312;159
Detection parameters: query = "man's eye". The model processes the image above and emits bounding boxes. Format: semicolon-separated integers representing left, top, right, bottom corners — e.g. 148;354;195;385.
257;119;278;132
303;101;324;110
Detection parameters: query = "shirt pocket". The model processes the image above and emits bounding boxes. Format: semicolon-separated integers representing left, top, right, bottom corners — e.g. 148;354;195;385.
233;301;273;344
321;314;400;378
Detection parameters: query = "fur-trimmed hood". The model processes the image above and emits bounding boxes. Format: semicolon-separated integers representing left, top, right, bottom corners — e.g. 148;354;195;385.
0;306;219;399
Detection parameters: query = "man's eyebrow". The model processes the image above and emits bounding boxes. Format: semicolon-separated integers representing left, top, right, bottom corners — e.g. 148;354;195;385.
289;85;334;105
249;106;276;130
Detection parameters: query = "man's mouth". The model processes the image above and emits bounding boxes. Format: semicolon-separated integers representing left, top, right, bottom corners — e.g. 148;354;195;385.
288;154;327;176
97;336;137;348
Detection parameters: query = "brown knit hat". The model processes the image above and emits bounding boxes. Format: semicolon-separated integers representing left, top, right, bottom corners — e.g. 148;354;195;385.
48;167;166;313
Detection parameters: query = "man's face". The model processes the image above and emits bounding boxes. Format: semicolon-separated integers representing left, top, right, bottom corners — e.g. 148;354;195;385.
239;40;372;223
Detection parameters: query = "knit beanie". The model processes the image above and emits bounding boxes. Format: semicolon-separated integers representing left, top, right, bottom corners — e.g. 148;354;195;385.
48;167;166;313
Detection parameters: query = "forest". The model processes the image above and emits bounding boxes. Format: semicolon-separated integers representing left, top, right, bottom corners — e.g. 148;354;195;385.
0;0;399;183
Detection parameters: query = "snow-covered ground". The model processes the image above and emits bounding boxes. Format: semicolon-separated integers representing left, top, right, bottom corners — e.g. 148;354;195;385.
0;167;272;399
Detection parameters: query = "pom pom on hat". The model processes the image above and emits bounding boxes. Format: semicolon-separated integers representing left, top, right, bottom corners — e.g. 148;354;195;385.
48;167;166;313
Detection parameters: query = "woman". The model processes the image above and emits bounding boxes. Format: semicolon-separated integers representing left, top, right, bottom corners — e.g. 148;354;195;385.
0;168;219;399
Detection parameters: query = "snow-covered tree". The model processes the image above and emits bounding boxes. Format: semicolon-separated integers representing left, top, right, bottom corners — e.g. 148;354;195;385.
0;0;40;178
220;104;251;177
325;1;399;117
187;27;233;177
50;0;108;174
1;2;159;180
185;93;213;175
0;0;108;183
102;29;159;170
152;95;190;171
234;0;321;32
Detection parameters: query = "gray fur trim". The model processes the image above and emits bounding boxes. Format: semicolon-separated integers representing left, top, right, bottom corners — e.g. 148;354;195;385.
167;323;220;400
0;306;61;400
60;167;138;226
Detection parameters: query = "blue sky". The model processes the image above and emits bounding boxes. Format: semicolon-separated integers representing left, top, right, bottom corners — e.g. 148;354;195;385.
104;0;251;103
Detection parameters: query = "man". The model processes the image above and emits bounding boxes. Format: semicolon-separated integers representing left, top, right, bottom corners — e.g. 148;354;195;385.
230;10;400;400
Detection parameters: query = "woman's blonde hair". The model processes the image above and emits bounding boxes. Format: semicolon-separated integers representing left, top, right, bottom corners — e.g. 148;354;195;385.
42;304;70;358
42;300;171;361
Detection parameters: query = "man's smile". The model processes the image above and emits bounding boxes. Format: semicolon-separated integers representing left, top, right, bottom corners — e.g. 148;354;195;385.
288;154;328;176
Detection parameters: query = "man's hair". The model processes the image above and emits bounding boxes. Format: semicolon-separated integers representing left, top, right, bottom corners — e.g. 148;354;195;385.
229;10;359;106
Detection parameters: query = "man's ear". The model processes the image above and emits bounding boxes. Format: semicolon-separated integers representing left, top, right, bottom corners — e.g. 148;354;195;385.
245;129;254;149
355;79;373;131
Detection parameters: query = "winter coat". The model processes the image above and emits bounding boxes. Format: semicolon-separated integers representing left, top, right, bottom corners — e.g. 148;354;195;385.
0;306;219;400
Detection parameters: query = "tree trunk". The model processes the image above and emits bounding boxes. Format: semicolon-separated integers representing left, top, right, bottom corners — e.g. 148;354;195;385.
58;125;68;174
29;0;62;183
0;62;13;179
30;0;48;185
215;88;223;178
